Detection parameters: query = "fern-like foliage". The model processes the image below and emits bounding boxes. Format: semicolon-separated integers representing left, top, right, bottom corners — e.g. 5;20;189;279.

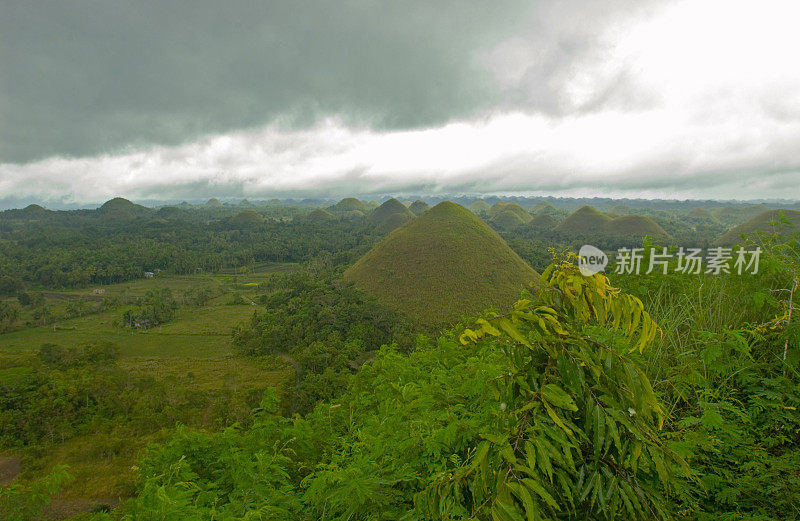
420;258;690;520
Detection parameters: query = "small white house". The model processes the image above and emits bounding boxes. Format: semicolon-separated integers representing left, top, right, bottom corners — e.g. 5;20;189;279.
144;271;155;278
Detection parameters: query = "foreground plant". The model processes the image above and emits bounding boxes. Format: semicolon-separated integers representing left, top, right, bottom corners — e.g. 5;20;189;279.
417;258;690;520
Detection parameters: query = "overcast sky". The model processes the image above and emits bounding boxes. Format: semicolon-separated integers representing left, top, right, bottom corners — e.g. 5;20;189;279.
1;0;799;205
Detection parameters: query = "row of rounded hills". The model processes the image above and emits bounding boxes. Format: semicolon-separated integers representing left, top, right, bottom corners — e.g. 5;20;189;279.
4;195;799;247
3;196;798;327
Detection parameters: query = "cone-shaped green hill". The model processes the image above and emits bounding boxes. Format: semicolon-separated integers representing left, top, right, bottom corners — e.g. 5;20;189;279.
711;205;770;227
469;200;491;214
717;209;800;245
531;200;559;215
529;213;558;229
22;204;48;215
97;197;150;219
329;197;369;213
555;205;612;234
367;198;415;232
98;197;137;212
555;205;668;238
688;207;713;220
490;208;527;230
229;210;265;225
408;200;430;216
304;209;336;223
607;215;668;237
344;201;538;327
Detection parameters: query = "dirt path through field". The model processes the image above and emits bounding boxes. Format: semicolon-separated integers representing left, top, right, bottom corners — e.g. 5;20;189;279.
0;456;21;485
43;497;122;520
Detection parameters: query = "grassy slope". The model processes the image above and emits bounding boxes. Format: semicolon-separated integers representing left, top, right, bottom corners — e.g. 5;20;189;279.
0;270;294;500
329;197;369;213
688;207;714;219
531;200;558;214
717;209;800;245
490;208;527;230
556;205;669;238
608;215;669;237
469;200;491;214
529;213;558;229
488;202;531;223
344;201;538;327
711;204;771;227
408;200;430;216
230;210;265;224
305;209;336;223
555;205;613;234
367;198;415;232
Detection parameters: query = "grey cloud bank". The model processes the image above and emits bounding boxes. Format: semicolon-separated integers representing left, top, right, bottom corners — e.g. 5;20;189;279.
1;0;799;202
0;0;525;163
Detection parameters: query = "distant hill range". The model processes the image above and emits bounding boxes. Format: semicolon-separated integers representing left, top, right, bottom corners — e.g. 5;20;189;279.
344;201;537;327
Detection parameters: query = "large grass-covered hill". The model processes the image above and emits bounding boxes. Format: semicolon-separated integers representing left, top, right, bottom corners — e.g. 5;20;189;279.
366;198;415;233
344;201;538;326
555;205;669;238
717;209;800;245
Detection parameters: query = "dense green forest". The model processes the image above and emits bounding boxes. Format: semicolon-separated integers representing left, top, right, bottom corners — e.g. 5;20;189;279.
1;197;799;520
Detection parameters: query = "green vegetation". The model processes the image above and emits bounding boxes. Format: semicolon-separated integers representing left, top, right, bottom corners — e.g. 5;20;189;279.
328;197;369;214
531;200;559;215
687;207;713;220
228;209;265;225
608;214;669;237
233;270;414;413
0;200;373;291
96;198;150;221
489;208;529;230
469;200;492;214
366;198;415;233
75;245;800;520
529;212;558;229
303;208;336;223
710;204;771;227
0;271;293;502
555;205;614;234
408;200;430;216
344;201;538;326
489;201;532;223
553;205;669;241
2;196;800;520
717;208;800;245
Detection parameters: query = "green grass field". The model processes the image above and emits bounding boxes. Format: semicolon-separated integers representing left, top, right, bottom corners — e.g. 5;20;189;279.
0;267;297;503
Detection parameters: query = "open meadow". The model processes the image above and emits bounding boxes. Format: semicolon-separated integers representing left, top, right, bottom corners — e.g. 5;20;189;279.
0;267;297;506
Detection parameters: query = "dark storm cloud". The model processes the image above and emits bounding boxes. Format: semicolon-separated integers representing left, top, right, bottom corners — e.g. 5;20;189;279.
0;0;528;163
2;0;799;203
